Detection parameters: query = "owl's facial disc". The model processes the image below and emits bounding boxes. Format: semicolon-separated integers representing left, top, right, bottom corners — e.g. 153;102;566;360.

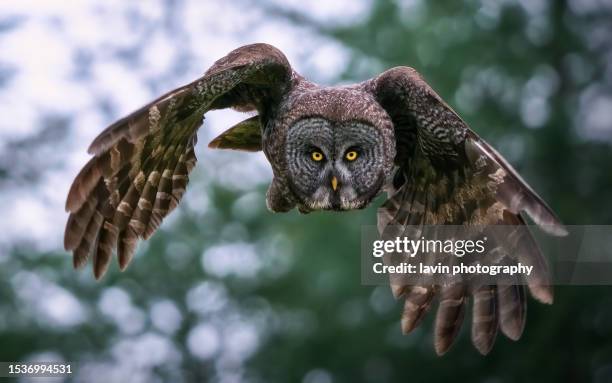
285;117;390;211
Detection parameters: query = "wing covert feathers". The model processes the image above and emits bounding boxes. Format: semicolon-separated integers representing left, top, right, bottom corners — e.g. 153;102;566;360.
64;43;292;279
370;66;565;355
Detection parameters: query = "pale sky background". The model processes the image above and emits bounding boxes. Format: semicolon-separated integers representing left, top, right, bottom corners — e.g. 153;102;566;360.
0;1;611;381
0;0;373;252
0;2;375;381
1;0;611;252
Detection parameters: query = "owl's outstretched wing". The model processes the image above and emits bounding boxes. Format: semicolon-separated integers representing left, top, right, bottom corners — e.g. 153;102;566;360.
64;43;292;279
364;67;566;355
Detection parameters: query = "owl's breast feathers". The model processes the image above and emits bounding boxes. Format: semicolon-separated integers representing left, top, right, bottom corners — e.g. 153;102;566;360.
64;43;565;356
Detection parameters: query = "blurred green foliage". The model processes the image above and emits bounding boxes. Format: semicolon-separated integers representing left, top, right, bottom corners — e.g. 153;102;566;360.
1;0;612;382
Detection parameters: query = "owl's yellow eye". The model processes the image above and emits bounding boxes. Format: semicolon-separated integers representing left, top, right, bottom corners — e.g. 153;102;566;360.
311;151;324;161
345;150;358;161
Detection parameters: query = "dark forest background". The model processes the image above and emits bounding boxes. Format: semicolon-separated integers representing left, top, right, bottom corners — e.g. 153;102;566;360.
0;0;611;382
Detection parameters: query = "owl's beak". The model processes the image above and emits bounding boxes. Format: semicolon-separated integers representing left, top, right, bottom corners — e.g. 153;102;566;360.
331;176;338;191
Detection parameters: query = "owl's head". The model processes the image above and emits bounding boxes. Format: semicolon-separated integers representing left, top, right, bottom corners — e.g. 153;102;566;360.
284;115;394;211
260;87;396;213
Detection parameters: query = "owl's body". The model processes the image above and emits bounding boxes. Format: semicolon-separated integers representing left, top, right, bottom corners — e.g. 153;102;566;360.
261;79;396;213
64;43;566;355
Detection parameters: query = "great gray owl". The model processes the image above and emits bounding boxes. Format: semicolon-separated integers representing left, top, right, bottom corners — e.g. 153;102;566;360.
64;43;566;355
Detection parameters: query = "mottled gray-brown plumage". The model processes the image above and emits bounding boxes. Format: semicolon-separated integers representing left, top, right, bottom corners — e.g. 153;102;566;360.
64;43;566;355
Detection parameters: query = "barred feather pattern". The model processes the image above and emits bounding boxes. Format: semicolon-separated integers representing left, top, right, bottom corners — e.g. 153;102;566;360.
371;67;566;355
64;43;292;279
378;134;561;355
64;109;199;279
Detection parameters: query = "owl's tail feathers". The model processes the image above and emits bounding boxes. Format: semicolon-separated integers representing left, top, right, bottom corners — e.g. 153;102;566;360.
64;131;198;279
